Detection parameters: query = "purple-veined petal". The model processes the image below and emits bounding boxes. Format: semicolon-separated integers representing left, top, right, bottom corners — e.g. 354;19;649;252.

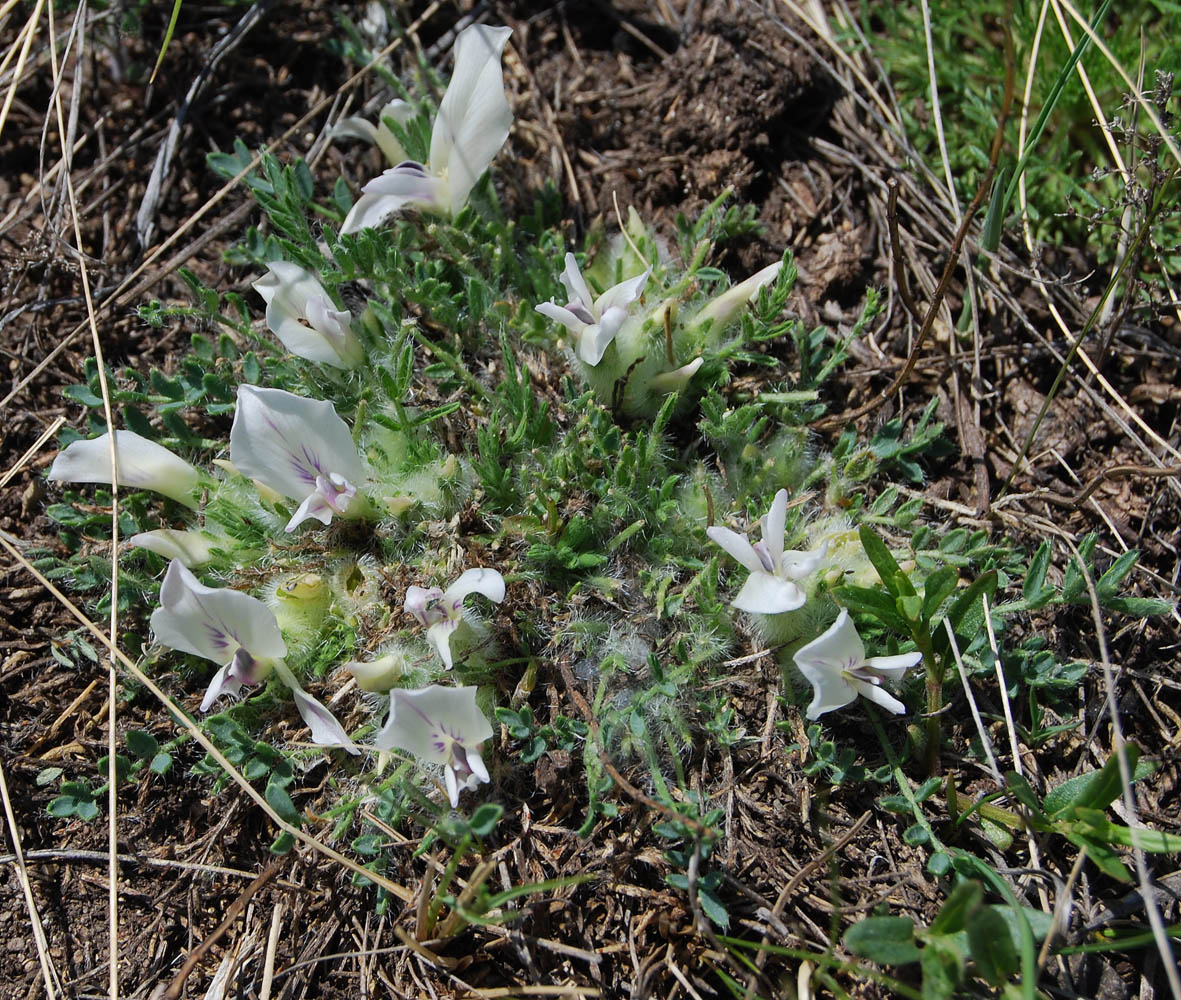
404;584;446;627
285;489;335;532
375;685;492;764
49;431;201;508
273;660;360;753
761;489;788;568
535;300;589;335
732;571;806;614
128;528;219;568
594;268;649;316
199;648;273;712
429;25;513;214
151;560;286;665
426;619;460;670
230;385;364;505
559;253;595;315
848;676;907;715
706;525;764;575
443;567;506;609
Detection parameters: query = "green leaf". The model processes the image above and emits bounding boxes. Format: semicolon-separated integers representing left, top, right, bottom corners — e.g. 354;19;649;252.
698;886;730;929
832;585;910;633
920;938;963;1000
929;880;982;936
966;905;1019;984
47;795;80;818
934;570;998;655
265;778;302;828
149;752;173;776
1045;745;1139;818
921;567;959;623
1065;833;1131;882
126;730;159;761
859;524;904;596
468;803;504;837
1023;541;1053;608
845;916;921;965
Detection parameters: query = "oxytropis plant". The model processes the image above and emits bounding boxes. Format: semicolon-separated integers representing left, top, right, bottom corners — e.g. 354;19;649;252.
43;18;1174;954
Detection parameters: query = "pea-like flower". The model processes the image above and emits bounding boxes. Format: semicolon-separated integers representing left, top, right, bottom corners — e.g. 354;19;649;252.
535;252;650;366
404;568;505;670
48;430;202;508
229;385;366;532
793;609;921;719
340;24;513;232
252;261;363;369
374;685;492;807
707;489;827;614
150;560;358;751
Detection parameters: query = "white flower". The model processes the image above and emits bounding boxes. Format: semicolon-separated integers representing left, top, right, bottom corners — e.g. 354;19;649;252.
344;651;406;693
229;385;366;532
340;25;513;232
128;528;220;568
535;252;650;366
374;685;492;807
48;430;201;508
252;261;363;369
688;260;783;339
330;99;415;169
648;357;704;396
707;489;827;614
150;560;358;751
793;609;921;719
404;567;505;670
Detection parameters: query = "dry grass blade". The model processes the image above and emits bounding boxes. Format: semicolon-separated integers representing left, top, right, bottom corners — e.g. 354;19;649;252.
0;758;62;998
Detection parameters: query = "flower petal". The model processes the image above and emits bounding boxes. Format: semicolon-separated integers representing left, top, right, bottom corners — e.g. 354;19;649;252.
706;525;765;575
535;300;589;335
443;567;506;608
780;542;828;581
429;24;513;214
444;764;461;807
273;660;360;753
465;744;490;784
800;669;858;720
230;385;364;505
340;192;407;235
49;431;201;508
594;268;649;316
151;560;286;665
559;253;595;314
794;610;865;675
375;685;492;764
732;572;806;614
199;648;272;712
128;528;219;568
404;584;445;626
648;357;704;396
761;489;788;568
848;676;907;715
284;489;335;532
690;259;783;337
864;651;923;681
426;619;459;669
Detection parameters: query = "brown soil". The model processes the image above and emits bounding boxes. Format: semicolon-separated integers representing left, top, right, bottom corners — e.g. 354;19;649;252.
2;1;1178;998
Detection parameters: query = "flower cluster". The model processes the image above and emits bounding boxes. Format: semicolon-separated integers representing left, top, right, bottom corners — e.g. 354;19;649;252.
47;19;923;822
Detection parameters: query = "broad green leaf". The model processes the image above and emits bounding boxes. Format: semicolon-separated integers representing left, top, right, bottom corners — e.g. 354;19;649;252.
844;916;921;965
1045;745;1139;818
930;880;982;936
265;778;302;828
859;525;904;596
967;905;1019;984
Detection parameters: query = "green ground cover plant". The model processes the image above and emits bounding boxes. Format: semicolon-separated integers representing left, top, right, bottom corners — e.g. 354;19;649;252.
7;1;1179;996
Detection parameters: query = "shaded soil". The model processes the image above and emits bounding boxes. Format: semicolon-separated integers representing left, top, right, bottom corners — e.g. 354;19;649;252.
2;1;1179;998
